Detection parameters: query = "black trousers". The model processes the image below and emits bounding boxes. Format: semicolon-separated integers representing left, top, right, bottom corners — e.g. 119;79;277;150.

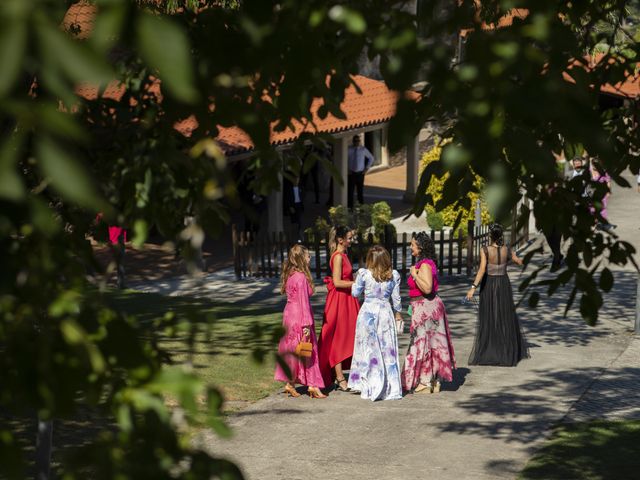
544;226;562;268
348;171;365;208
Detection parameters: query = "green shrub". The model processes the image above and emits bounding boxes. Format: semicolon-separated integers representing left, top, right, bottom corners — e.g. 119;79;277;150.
426;210;444;230
328;205;350;227
371;201;392;235
421;139;491;234
308;201;395;244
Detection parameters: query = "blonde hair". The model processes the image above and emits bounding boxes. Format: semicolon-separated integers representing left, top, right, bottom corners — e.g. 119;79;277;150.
328;225;351;254
280;244;314;294
366;245;393;282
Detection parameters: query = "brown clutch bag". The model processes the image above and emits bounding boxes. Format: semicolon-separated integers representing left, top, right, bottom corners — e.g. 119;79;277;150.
295;334;313;358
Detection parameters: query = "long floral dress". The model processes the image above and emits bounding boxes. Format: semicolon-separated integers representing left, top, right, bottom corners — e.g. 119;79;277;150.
401;259;456;391
347;269;402;401
274;272;325;388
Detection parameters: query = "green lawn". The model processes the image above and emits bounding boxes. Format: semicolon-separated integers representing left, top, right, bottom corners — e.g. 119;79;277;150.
519;420;640;480
106;290;284;406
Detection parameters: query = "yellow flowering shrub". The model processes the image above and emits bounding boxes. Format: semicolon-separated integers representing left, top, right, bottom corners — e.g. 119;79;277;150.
420;140;491;233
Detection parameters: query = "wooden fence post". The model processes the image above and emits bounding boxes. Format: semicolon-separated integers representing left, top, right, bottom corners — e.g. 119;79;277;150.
232;224;241;280
466;219;475;276
438;229;444;271
401;232;408;279
447;229;454;276
314;233;321;279
457;229;463;274
510;206;518;248
325;234;331;277
279;232;285;275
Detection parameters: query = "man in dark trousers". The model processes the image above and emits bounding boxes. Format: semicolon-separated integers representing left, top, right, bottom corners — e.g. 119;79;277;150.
347;135;374;209
283;175;304;241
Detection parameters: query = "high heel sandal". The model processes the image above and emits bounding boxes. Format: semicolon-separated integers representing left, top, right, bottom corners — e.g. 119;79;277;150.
283;384;301;397
414;383;433;394
308;387;327;399
432;380;441;394
335;377;350;392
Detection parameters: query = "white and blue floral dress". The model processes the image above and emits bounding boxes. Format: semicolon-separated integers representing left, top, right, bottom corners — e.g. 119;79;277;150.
348;269;402;401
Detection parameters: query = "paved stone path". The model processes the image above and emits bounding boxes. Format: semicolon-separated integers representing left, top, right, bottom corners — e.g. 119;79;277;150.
131;171;640;479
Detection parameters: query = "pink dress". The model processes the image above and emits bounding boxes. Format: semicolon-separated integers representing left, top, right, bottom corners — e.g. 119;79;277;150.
595;173;611;220
274;272;325;388
401;259;456;390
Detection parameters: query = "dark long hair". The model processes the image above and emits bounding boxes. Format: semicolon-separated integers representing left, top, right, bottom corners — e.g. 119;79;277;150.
413;232;436;265
329;225;351;253
490;223;505;246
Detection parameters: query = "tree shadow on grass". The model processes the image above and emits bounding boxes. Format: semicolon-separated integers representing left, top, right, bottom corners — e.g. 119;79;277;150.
519;420;640;480
433;367;640;477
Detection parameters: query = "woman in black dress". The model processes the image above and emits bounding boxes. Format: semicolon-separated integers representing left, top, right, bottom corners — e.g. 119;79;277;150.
466;224;529;366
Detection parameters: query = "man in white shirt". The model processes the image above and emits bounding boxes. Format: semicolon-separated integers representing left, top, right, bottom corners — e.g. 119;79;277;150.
569;155;591;198
347;135;375;208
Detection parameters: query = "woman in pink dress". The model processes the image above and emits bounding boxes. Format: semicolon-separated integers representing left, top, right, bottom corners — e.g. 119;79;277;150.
274;244;326;398
401;232;456;394
591;161;614;230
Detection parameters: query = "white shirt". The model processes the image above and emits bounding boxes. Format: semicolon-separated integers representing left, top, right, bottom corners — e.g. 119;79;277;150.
348;145;374;173
292;186;301;204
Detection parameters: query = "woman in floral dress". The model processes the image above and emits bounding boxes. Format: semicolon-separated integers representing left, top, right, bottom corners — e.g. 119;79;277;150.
348;246;403;401
401;232;456;394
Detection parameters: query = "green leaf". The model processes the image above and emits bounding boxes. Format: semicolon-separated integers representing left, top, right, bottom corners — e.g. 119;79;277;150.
90;2;127;53
579;293;599;326
37;17;112;85
563;143;584;162
36;105;84;141
0;21;26;97
60;318;106;373
207;387;231;438
132;219;148;249
49;290;82;317
318;155;343;186
0;134;25;201
442;144;471;171
583;245;593;267
137;13;198;103
528;291;540;308
599;268;614;292
37;136;105;211
328;6;367;34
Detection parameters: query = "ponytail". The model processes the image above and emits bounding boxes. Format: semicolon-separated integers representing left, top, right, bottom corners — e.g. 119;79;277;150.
489;223;504;246
329;225;350;253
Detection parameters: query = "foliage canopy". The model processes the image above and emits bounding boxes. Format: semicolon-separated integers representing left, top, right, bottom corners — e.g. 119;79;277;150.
0;0;639;476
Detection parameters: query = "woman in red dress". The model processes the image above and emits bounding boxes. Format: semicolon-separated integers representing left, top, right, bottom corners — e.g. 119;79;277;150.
318;225;360;391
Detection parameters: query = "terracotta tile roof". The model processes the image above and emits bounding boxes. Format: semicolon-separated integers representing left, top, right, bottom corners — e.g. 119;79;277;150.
62;1;96;39
564;54;640;99
460;8;529;37
459;8;640;100
213;75;408;154
76;75;411;155
63;3;413;155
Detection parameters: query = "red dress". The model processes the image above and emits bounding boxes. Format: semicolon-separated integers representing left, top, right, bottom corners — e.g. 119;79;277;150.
318;251;360;386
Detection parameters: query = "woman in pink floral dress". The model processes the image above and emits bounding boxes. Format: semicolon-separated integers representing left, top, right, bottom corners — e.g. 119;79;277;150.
274;244;326;398
401;232;456;394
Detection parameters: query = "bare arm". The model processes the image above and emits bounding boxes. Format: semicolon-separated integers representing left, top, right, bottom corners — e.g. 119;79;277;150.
466;249;487;299
413;264;433;295
511;250;524;266
332;254;354;289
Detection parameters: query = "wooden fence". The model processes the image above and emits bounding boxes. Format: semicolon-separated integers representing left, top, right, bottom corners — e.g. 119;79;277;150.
232;219;529;280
